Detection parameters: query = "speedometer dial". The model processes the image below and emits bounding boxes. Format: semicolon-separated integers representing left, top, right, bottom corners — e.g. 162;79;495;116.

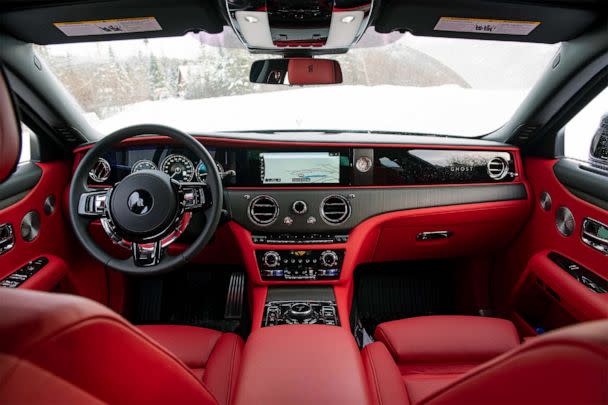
196;161;224;182
131;160;157;173
196;161;208;182
161;154;194;182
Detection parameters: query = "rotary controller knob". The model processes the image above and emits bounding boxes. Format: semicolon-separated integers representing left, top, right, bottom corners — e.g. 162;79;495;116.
320;250;339;267
289;302;313;319
262;251;281;268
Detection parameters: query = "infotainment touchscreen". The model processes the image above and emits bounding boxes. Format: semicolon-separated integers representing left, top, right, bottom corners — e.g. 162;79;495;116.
260;152;340;184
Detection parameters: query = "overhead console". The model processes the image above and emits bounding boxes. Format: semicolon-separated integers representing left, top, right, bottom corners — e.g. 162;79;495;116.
226;0;373;51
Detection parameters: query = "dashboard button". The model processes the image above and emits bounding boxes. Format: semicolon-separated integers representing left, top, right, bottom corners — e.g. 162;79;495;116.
292;201;308;215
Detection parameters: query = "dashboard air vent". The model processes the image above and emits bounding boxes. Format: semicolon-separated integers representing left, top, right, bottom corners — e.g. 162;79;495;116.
89;158;111;183
320;195;351;225
248;195;279;226
487;157;509;180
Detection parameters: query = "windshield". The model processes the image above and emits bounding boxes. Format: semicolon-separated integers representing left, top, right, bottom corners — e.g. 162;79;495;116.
37;30;559;137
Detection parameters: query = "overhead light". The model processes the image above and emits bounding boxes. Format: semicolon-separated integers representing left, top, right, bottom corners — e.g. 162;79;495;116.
244;15;259;23
341;16;355;23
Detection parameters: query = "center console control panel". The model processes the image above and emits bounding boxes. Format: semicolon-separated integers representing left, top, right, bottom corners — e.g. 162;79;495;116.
257;249;344;280
264;300;340;327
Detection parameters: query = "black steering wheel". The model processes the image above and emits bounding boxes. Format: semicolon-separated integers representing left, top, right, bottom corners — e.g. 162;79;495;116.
69;125;223;275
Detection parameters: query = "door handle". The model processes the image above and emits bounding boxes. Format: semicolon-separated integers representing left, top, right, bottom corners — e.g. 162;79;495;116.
0;224;15;255
581;218;608;255
416;230;452;241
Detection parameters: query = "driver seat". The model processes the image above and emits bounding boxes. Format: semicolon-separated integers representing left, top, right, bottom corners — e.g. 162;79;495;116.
0;288;243;404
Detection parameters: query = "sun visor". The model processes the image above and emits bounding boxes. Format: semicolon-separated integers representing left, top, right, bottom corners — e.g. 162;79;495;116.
0;0;224;45
373;0;601;44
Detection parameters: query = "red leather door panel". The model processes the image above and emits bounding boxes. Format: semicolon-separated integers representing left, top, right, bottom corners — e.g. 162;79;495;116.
0;162;72;291
496;158;608;334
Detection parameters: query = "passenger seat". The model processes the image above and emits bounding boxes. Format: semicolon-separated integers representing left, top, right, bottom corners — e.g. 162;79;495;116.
371;316;520;402
362;315;608;405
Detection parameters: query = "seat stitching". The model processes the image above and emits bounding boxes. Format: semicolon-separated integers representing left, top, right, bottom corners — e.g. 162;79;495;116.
0;357;105;403
376;329;399;361
419;340;608;404
19;316;220;404
225;336;238;405
363;347;384;405
202;333;222;368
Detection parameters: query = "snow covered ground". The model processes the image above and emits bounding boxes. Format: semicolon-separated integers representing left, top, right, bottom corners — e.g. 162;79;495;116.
89;85;528;138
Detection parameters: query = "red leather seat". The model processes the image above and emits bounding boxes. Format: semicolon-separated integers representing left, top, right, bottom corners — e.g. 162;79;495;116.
0;288;242;405
363;316;608;404
139;324;243;404
372;316;520;402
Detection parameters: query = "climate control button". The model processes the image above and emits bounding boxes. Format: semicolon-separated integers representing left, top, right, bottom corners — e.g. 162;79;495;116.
320;250;339;267
262;251;281;268
292;200;308;215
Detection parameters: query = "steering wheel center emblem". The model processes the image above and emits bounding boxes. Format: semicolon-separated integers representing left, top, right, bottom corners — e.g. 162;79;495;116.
127;190;153;215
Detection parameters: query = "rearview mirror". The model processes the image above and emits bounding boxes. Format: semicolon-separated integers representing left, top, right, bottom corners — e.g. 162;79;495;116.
250;58;342;85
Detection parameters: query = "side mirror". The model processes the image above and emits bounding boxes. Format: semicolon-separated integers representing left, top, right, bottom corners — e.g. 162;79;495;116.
250;58;342;85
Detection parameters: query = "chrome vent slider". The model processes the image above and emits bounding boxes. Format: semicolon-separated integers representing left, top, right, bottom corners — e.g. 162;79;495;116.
320;195;351;225
487;156;516;181
248;195;279;226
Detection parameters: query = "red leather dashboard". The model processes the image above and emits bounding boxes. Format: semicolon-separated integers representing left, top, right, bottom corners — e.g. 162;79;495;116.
73;136;531;329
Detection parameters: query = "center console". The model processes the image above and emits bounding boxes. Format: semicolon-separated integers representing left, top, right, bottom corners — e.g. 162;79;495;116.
234;324;371;405
262;286;340;327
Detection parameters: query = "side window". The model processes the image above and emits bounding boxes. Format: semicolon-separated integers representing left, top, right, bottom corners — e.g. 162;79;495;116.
563;86;608;164
18;123;34;163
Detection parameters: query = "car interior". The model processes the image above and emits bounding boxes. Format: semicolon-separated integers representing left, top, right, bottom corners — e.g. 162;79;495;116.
0;0;607;404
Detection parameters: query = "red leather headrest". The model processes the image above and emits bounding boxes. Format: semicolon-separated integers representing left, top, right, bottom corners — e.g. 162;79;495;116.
0;67;21;184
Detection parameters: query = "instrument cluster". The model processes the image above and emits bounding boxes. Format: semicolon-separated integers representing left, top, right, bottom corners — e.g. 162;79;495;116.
87;146;224;186
130;154;202;182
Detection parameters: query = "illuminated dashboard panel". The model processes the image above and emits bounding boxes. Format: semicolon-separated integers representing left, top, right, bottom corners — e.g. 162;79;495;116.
88;144;519;187
79;139;527;257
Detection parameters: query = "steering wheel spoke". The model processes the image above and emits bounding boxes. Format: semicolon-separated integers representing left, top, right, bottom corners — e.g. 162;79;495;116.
132;240;163;267
174;181;210;211
77;188;112;218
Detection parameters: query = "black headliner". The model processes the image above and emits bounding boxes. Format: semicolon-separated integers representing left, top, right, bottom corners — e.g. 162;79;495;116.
0;0;605;46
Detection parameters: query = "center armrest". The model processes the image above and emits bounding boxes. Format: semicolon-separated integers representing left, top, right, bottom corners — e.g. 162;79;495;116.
234;325;372;405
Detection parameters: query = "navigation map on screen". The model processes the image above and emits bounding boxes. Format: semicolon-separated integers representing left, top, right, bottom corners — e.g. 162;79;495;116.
261;152;340;184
